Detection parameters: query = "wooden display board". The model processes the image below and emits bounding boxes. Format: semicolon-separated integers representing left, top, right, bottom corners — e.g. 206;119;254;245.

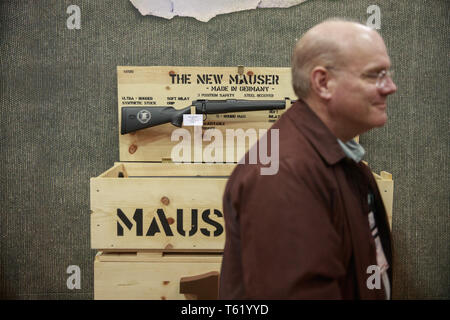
117;66;296;162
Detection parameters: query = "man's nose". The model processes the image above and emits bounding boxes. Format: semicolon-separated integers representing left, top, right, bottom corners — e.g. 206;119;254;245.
380;77;397;95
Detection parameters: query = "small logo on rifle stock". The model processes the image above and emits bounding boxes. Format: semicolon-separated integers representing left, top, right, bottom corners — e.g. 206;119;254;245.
137;110;151;124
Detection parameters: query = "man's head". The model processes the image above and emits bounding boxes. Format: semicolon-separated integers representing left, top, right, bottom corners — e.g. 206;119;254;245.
292;19;397;141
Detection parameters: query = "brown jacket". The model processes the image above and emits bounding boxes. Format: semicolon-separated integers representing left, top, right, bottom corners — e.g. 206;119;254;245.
219;100;393;299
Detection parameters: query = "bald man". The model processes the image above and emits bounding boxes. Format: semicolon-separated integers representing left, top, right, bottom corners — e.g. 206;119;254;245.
219;19;397;299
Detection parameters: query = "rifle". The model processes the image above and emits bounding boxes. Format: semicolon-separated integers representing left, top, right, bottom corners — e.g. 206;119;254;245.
121;99;288;134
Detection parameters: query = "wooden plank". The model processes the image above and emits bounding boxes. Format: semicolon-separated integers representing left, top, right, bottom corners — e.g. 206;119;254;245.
380;171;392;180
374;171;394;229
91;172;228;250
114;162;236;177
118;66;297;162
94;253;222;300
98;163;126;178
372;171;381;179
97;251;222;263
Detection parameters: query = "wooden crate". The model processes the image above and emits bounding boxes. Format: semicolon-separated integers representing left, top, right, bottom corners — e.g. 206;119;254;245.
94;251;222;300
93;169;393;300
91;162;235;251
91;164;394;251
91;65;395;300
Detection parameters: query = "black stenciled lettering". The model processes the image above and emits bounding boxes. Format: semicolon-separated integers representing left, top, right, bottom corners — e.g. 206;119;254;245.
197;74;223;84
117;208;143;236
214;74;223;84
169;73;177;84
170;74;191;84
257;75;265;84
157;208;174;236
273;75;279;84
146;209;174;236
197;74;206;84
177;209;185;236
228;74;280;85
146;217;160;236
200;209;224;237
176;209;198;236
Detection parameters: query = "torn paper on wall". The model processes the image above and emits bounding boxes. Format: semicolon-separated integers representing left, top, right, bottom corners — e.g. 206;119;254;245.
130;0;307;22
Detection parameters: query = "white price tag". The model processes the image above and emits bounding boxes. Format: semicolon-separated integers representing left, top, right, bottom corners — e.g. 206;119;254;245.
183;114;203;126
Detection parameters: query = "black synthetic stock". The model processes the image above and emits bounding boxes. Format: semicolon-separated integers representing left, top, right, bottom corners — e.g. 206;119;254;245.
121;106;188;134
121;99;287;134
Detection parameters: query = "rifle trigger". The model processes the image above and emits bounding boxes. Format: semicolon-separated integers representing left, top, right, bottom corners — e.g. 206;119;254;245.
201;101;207;121
201;101;207;113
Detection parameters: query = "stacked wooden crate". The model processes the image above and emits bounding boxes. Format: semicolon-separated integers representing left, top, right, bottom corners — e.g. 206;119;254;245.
91;162;235;299
90;66;394;300
90;66;295;299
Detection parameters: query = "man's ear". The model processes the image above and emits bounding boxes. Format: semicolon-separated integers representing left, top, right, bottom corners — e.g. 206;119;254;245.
310;67;333;100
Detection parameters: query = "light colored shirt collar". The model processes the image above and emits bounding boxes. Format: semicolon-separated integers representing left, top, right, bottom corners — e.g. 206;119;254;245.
337;139;366;163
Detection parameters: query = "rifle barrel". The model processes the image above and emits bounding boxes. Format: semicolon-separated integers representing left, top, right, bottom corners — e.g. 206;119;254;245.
194;99;286;114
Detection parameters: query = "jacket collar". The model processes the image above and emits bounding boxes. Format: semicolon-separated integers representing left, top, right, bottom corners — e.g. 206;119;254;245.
286;99;347;166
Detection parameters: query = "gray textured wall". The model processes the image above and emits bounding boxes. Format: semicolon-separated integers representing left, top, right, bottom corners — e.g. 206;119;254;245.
0;0;448;299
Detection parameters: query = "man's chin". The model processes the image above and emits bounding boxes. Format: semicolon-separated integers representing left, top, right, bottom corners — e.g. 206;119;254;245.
370;105;388;126
374;114;388;127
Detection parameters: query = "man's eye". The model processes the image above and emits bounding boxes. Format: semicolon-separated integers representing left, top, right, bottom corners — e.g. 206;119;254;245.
365;73;379;79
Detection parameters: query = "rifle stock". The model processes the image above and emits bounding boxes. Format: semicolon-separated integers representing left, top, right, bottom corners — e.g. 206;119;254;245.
121;99;288;134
